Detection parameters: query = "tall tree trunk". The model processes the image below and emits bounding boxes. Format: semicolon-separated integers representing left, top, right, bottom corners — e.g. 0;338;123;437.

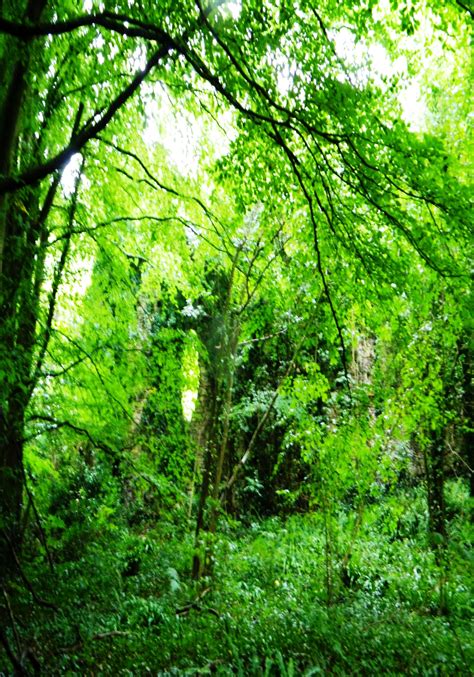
0;0;47;267
208;320;239;534
424;428;446;564
0;395;28;573
191;360;218;579
460;343;474;497
0;159;81;576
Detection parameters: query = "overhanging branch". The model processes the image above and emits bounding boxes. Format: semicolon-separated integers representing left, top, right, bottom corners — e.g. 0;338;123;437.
270;124;351;386
0;11;170;42
0;40;174;195
0;1;226;196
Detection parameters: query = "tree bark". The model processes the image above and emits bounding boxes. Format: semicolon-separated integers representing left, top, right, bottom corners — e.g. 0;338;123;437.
424;428;446;564
0;0;47;267
0;396;27;574
460;343;474;497
191;359;218;579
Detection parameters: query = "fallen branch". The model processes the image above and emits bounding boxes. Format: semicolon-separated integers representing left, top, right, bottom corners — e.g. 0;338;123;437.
59;630;130;653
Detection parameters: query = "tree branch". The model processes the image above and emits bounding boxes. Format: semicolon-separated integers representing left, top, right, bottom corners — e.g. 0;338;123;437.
454;1;474;19
0;628;26;676
223;328;309;494
0;0;226;196
270;124;351;385
22;467;54;572
24;414;114;455
0;12;170;42
100;138;233;252
29;154;84;393
0;41;174;195
3;537;57;610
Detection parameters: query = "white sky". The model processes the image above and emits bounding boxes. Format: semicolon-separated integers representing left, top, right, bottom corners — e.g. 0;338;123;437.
332;27;427;131
72;0;431;191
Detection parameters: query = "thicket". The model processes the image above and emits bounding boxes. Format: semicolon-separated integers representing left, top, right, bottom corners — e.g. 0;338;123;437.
3;476;472;673
0;0;472;673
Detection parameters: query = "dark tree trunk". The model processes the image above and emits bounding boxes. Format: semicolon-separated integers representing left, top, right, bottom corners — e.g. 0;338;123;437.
429;432;446;537
425;429;446;566
460;343;474;497
0;1;49;573
0;406;25;575
0;0;47;266
191;360;218;579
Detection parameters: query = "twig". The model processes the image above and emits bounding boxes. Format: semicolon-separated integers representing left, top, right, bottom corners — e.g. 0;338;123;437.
176;586;219;618
239;328;288;346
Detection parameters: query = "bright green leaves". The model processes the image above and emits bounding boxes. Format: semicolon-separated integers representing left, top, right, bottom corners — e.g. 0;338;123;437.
2;0;471;577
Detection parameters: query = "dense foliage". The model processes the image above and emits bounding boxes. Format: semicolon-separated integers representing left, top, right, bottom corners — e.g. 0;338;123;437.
0;0;472;673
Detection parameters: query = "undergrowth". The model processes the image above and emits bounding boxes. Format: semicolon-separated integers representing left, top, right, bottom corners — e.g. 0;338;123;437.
1;481;472;675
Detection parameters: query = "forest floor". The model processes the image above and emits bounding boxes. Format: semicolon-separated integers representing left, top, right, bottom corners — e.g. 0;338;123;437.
1;481;472;675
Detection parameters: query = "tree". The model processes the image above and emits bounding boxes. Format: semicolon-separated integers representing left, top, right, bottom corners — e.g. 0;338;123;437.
0;0;472;576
